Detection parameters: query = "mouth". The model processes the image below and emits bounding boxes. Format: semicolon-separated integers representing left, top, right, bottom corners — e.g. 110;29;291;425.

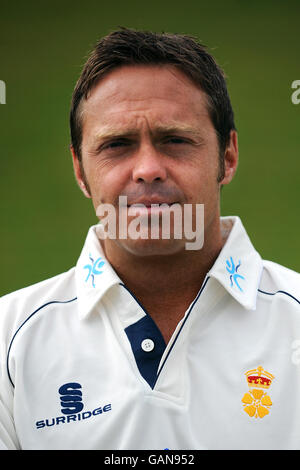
126;201;180;214
127;197;179;207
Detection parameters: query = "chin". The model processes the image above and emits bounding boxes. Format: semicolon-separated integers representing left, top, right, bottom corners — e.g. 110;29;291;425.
115;237;187;257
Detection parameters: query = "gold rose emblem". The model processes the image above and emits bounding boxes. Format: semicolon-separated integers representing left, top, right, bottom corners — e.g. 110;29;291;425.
242;366;274;419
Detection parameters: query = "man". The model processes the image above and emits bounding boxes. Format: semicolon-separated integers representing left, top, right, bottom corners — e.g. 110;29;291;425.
0;28;299;450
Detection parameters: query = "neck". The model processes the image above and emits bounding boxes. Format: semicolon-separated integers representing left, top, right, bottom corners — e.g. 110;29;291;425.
99;216;225;343
100;215;225;300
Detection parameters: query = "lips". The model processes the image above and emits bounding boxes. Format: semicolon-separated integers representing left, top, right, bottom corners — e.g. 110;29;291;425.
127;202;180;214
125;201;181;219
127;198;179;207
128;202;178;208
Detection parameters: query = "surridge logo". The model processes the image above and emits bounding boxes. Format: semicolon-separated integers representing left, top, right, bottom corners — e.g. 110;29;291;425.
35;381;112;429
59;382;84;414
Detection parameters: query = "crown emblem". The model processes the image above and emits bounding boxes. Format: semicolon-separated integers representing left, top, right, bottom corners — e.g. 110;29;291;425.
245;366;274;389
242;366;275;419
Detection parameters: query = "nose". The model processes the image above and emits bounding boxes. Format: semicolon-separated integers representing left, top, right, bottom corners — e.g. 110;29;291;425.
132;143;167;184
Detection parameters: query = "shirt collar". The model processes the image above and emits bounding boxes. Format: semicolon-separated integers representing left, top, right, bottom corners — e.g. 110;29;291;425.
75;216;263;319
75;224;121;320
208;216;263;310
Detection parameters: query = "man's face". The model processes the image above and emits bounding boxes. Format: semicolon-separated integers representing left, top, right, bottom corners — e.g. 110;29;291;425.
72;64;238;257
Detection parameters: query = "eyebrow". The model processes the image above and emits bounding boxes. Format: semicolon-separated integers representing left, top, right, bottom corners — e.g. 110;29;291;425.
92;123;204;143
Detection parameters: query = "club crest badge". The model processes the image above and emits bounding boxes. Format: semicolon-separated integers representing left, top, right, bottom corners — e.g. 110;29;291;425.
242;366;275;419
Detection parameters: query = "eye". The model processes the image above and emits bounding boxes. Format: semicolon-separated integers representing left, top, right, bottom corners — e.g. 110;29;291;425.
164;136;189;145
103;140;129;150
96;139;134;155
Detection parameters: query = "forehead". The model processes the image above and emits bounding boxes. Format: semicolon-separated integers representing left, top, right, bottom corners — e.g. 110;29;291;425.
80;64;212;134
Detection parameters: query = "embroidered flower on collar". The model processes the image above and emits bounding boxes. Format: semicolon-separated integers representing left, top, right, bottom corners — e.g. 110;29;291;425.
84;254;105;288
226;257;245;292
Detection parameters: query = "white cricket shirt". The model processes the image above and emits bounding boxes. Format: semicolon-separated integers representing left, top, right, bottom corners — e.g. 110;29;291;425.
0;216;299;450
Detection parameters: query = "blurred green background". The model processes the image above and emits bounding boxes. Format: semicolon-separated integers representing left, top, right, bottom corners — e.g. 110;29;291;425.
1;0;299;296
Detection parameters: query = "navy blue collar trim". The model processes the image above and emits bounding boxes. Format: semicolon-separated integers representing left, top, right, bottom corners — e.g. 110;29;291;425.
153;276;210;387
119;277;210;389
120;283;166;389
258;289;300;305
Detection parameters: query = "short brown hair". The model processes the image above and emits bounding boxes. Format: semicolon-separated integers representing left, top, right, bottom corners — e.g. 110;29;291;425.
70;28;236;180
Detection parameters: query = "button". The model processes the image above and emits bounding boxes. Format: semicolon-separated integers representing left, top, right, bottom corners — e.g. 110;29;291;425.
141;338;155;352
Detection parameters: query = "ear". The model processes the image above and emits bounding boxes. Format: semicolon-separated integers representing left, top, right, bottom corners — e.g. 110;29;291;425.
219;130;239;186
70;145;91;198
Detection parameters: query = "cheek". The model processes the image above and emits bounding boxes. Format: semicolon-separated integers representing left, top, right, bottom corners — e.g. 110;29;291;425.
175;159;219;204
86;163;130;206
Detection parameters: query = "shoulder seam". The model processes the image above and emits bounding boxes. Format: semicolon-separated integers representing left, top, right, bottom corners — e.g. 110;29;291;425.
6;297;77;388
